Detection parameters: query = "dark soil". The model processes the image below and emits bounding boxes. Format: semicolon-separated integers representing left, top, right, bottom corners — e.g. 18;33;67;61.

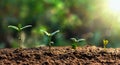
0;46;120;65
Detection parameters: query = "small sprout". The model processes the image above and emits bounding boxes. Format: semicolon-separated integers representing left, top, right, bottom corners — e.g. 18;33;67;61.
103;39;109;49
43;30;60;52
70;38;85;49
8;24;32;48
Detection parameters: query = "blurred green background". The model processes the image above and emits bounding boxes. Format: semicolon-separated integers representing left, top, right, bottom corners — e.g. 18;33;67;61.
0;0;120;48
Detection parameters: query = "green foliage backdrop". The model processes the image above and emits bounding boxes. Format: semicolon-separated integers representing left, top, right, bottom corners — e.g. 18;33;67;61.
0;0;120;48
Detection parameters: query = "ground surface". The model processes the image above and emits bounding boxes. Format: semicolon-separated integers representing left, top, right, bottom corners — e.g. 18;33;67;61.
0;46;120;65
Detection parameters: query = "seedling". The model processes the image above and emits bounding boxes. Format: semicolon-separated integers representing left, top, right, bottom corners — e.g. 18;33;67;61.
103;39;109;49
71;38;85;49
8;24;32;48
43;30;60;52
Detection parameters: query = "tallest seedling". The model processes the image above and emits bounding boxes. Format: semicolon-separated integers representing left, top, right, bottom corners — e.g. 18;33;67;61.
8;24;32;48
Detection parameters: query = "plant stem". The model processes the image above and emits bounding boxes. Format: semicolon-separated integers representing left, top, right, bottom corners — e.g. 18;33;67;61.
18;32;22;48
48;36;52;52
104;45;105;48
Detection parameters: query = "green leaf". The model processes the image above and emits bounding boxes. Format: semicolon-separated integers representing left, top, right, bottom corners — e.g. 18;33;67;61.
51;30;60;36
78;39;86;42
71;38;77;42
8;25;19;31
43;31;51;36
21;25;32;30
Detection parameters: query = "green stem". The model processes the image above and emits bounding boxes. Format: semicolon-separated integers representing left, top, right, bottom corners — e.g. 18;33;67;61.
75;42;77;49
104;45;106;49
18;31;22;48
48;36;52;52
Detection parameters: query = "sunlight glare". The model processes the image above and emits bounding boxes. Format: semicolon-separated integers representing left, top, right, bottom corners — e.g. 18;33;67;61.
108;0;120;13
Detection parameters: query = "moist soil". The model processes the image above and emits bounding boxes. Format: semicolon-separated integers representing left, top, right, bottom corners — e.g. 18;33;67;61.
0;46;120;65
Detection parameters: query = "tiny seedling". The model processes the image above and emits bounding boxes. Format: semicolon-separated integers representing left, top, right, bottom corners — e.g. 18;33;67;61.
8;24;32;48
71;38;85;49
103;39;109;49
43;30;60;52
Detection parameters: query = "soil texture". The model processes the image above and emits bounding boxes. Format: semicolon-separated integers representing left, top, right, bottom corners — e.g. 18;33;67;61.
0;46;120;65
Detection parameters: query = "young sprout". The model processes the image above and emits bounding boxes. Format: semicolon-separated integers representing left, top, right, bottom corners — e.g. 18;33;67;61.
8;24;32;48
43;30;60;52
71;38;85;49
103;39;109;49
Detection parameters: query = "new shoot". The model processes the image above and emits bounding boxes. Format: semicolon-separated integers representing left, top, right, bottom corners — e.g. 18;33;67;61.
71;38;85;49
8;24;32;48
43;30;60;52
103;39;109;49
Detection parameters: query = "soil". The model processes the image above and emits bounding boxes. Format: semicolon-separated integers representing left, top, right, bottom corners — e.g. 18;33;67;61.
0;46;120;65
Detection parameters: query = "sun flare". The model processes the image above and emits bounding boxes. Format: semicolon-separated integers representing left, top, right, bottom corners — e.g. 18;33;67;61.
108;0;120;13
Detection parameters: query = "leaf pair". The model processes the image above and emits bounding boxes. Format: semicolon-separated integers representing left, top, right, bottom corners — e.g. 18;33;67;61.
103;39;109;48
8;24;32;31
43;30;60;36
8;24;32;48
103;40;109;45
71;38;85;43
70;38;85;50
